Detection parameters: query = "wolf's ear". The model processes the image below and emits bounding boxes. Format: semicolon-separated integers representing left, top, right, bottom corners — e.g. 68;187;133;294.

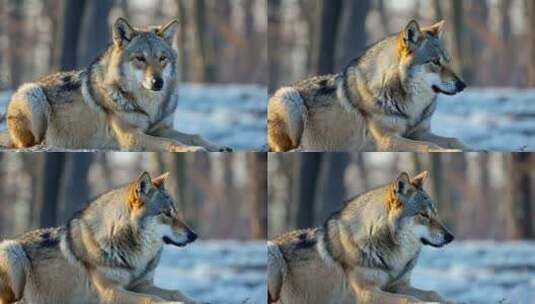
424;20;445;38
394;172;411;195
403;20;423;50
113;18;136;47
152;172;170;188
157;19;179;45
137;172;153;196
411;171;428;188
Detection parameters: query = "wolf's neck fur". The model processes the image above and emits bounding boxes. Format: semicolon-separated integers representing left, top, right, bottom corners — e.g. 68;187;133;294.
322;185;421;275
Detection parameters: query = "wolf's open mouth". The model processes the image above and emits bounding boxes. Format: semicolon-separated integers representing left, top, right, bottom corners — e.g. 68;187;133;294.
163;236;187;247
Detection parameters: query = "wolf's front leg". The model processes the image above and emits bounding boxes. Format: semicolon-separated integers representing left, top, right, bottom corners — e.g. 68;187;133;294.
151;127;232;152
375;134;454;152
408;131;471;151
350;284;421;304
133;285;200;304
390;285;452;304
110;121;206;152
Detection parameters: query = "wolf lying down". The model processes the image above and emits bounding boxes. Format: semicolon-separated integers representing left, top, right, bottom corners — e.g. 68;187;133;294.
0;172;201;304
268;20;469;152
268;171;454;304
6;18;229;152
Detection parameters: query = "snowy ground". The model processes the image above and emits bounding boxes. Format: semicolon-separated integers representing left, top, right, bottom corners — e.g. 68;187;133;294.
156;240;266;304
413;241;535;304
433;88;535;151
0;84;267;151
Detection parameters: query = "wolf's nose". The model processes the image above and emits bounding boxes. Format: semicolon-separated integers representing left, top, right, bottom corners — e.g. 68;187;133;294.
188;231;198;242
151;77;164;91
444;232;454;244
456;80;466;92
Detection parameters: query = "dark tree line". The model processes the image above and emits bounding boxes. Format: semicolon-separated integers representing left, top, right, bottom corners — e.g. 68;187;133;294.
0;153;268;240
269;0;535;92
268;153;535;240
0;0;266;90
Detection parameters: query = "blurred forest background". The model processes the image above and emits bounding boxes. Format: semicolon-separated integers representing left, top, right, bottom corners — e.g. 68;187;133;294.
268;153;535;240
0;152;267;240
0;0;267;91
269;0;535;92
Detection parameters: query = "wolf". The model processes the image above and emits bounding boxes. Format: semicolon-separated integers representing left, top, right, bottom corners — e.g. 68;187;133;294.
268;171;455;304
0;172;201;304
268;20;469;152
6;18;230;152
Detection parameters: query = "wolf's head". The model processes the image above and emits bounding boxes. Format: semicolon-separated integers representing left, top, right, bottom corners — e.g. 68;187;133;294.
128;172;197;247
387;171;454;248
397;20;466;95
110;18;178;93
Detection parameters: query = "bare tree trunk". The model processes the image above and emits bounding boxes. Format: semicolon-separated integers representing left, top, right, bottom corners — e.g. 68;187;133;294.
526;0;535;86
294;153;322;229
59;153;93;223
451;0;472;82
317;153;348;223
43;0;63;71
176;0;189;82
247;153;267;239
315;0;343;74
80;0;113;67
505;154;534;239
7;0;25;88
189;0;215;82
268;0;282;93
37;154;66;228
60;0;88;70
338;0;369;69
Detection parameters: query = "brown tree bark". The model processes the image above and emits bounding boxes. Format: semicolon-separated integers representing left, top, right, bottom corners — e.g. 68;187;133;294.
294;153;322;229
60;0;88;70
315;0;343;74
526;0;535;86
317;153;348;224
505;154;534;239
37;153;66;228
247;153;268;239
58;153;93;222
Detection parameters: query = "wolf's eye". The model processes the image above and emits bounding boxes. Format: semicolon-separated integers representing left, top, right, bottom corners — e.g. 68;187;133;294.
419;213;429;219
159;56;167;63
430;58;441;66
134;56;146;63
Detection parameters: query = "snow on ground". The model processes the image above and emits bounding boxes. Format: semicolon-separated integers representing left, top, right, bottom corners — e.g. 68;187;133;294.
156;240;266;304
433;88;535;151
0;84;267;151
413;241;535;304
